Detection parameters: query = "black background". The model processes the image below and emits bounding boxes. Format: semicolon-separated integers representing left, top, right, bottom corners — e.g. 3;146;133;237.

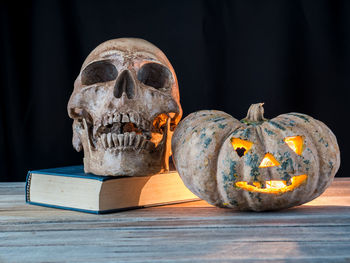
1;0;348;181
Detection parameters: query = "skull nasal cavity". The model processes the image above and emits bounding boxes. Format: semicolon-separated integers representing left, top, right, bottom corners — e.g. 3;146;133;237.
114;70;135;99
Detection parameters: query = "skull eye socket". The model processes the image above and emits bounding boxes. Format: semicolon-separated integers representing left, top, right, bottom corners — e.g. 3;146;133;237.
137;63;172;90
81;60;118;85
284;136;304;155
231;138;253;157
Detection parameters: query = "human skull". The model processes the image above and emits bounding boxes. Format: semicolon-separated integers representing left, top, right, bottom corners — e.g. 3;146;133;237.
67;38;182;176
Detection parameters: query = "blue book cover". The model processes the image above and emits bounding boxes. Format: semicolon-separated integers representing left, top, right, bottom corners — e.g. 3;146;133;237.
26;165;196;214
26;165;124;183
26;165;138;214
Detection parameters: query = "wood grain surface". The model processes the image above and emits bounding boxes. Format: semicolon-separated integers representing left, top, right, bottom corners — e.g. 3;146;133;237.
0;178;350;262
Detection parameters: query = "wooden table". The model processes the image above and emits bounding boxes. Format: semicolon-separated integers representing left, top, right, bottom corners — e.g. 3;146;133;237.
1;178;350;263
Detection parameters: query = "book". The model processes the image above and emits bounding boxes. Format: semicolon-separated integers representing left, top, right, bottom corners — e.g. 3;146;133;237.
26;165;199;214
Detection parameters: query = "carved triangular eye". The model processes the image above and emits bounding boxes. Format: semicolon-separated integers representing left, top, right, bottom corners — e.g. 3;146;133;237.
284;136;304;155
230;138;253;157
259;153;280;168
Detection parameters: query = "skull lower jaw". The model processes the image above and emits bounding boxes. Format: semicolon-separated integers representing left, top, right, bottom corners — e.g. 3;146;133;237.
80;119;170;176
83;147;166;176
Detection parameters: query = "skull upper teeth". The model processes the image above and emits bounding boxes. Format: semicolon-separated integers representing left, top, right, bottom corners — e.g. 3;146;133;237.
113;113;121;122
122;114;129;123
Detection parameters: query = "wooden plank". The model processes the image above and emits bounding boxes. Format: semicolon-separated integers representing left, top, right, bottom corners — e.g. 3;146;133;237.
0;240;349;262
0;179;349;262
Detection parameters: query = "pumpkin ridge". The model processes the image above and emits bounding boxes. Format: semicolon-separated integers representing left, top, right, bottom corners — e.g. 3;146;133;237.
172;110;242;205
310;118;340;191
215;123;246;206
275;113;325;202
314;119;341;174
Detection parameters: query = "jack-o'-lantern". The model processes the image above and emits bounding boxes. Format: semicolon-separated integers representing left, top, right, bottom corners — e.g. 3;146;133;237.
172;103;340;211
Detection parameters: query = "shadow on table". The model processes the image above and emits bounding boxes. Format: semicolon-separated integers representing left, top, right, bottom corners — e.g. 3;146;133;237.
152;203;350;218
281;205;350;213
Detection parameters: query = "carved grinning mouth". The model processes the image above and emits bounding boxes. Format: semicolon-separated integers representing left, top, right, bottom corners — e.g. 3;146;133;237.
83;112;170;152
235;174;308;194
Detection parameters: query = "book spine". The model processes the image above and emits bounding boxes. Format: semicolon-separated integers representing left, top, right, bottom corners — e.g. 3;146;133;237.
25;171;32;203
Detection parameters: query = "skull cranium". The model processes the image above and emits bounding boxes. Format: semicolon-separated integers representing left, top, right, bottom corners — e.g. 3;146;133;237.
67;38;182;176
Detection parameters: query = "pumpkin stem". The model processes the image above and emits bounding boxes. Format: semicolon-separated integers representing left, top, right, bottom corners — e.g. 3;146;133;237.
242;103;267;123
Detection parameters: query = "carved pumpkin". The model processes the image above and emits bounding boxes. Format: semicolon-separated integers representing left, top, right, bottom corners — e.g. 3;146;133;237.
172;103;340;211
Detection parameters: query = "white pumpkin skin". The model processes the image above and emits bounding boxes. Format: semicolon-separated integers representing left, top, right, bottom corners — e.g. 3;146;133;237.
171;110;241;206
172;103;340;211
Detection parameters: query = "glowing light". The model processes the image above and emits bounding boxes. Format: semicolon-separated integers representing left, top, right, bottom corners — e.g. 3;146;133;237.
231;138;253;157
252;182;261;187
259;153;280;168
235;174;308;194
284;136;304;155
266;180;287;189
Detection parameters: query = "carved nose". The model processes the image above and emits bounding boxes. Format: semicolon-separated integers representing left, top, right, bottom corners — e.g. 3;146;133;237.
114;70;135;99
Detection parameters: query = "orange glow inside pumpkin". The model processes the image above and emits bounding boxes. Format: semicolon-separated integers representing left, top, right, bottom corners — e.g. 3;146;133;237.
231;138;253;157
259;153;280;168
284;136;304;155
235;174;307;194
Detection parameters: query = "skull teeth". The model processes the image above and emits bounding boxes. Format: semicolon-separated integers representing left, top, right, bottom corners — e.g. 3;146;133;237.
92;112;168;151
134;135;141;148
112;134;118;147
129;113;138;124
96;112;151;135
100;132;154;150
113;113;121;122
129;131;136;145
122;114;129;123
101;134;107;148
117;134;123;146
107;133;113;147
124;132;129;145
